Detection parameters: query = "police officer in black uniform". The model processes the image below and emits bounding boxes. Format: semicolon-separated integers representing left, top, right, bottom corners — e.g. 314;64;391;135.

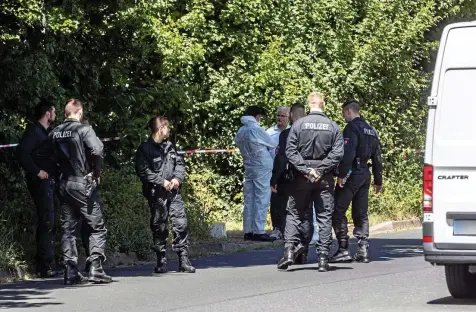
17;101;61;278
135;115;195;274
278;92;344;272
78;117;104;274
50;98;112;285
330;99;383;264
270;103;308;263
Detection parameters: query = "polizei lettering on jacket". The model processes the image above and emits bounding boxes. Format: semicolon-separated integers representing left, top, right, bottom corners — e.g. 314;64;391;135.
363;128;376;136
304;122;330;130
52;131;73;139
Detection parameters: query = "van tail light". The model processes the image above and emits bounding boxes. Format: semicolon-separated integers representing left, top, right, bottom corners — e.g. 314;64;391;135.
423;236;433;243
423;164;433;212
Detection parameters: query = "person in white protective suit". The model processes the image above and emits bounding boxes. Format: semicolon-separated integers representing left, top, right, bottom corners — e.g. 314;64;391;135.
235;105;278;242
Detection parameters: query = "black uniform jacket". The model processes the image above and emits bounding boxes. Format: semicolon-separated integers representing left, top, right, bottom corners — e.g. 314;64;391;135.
285;111;344;177
49;118;104;179
271;128;291;186
135;139;186;192
17;122;57;177
338;117;382;185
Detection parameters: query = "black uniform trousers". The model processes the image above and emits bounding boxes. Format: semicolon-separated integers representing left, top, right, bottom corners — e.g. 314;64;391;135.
147;188;189;257
26;175;56;267
270;182;289;235
58;178;107;265
332;169;371;247
78;196;104;258
284;174;334;255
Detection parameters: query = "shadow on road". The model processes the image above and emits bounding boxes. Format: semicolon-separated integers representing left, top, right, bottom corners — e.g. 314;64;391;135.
110;236;425;276
0;234;424;306
286;266;353;272
0;278;111;309
428;296;476;305
362;237;423;262
0;289;62;309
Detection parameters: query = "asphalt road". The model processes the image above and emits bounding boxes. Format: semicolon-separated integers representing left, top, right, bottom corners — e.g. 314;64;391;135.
1;229;476;312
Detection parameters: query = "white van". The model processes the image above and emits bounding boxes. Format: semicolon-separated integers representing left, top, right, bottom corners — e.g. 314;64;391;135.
423;21;476;299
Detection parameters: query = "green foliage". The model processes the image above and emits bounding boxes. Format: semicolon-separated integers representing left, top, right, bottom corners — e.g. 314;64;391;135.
0;218;27;271
1;0;476;269
182;159;243;223
99;166;153;259
0;154;39;269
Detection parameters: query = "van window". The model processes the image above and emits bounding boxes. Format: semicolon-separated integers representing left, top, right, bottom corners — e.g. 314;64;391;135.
434;69;476;166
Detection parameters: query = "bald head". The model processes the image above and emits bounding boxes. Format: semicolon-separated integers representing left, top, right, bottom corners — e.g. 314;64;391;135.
307;92;325;111
65;98;83;120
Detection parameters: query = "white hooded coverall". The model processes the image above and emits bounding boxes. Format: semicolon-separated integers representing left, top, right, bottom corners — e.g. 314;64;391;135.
235;116;277;234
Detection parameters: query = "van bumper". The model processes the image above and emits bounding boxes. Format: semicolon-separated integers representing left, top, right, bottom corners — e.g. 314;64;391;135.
423;242;476;264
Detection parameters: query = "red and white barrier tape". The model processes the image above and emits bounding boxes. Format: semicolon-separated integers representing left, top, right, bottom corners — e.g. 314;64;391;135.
0;135;424;154
177;148;239;155
0;143;18;149
0;136;239;155
100;136;123;142
0;136;123;149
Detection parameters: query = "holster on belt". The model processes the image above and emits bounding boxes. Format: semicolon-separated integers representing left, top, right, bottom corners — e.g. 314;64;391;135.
283;164;294;182
84;172;98;197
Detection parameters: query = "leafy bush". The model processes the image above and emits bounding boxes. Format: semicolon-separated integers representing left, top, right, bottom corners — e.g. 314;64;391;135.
99;166;153;259
97;165;215;259
1;0;476;270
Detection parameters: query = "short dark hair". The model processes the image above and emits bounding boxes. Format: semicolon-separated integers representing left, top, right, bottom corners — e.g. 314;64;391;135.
342;99;361;112
148;115;169;133
244;105;266;117
290;103;305;119
34;100;54;120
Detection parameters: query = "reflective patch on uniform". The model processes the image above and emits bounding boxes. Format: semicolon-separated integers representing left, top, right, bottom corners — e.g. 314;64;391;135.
344;138;349;145
303;122;330;130
363;128;376;136
52;131;73;139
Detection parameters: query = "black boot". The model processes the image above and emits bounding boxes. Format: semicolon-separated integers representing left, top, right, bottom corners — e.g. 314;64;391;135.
329;248;352;263
277;245;295;270
294;249;308;265
353;241;370;263
251;233;276;242
64;263;88;285
154;254;168;274
37;262;63;278
83;261;91;275
178;254;196;273
88;258;113;283
317;252;330;272
329;240;352;263
244;232;253;241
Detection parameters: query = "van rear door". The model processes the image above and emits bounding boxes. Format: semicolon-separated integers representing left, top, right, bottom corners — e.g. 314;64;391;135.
431;25;476;249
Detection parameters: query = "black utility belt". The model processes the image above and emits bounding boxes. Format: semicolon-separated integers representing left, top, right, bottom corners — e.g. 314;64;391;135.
61;176;86;182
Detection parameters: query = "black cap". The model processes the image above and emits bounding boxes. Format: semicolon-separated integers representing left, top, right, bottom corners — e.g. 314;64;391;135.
244;105;266;117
